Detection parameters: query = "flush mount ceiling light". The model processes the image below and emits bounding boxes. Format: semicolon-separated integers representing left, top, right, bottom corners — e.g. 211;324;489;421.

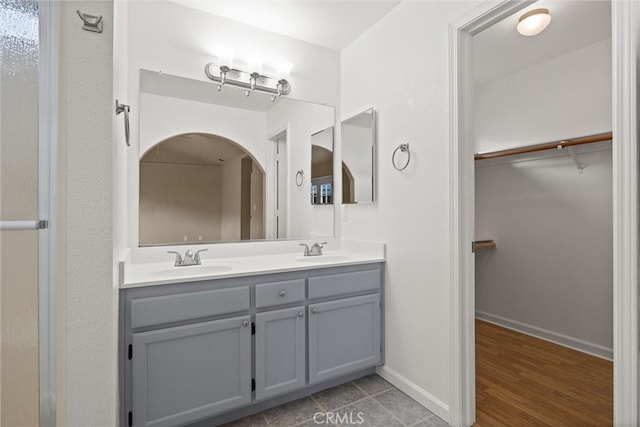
517;8;551;36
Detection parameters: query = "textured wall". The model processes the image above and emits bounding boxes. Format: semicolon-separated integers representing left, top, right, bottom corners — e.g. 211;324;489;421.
340;1;479;418
61;1;116;425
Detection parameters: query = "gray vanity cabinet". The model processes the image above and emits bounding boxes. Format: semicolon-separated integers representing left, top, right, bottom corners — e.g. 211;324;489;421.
131;315;252;427
308;293;381;384
122;263;384;427
254;306;306;400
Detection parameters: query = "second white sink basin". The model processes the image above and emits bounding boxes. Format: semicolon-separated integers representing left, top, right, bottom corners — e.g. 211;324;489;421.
151;264;234;277
297;255;350;263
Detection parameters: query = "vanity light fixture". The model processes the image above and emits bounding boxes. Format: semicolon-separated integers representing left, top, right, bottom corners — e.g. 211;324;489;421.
517;8;551;36
205;62;291;102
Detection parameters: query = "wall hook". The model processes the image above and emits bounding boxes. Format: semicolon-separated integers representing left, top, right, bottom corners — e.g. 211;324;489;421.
76;10;103;33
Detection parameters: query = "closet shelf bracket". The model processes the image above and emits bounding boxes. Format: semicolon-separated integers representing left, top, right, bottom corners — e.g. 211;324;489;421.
565;146;587;174
472;240;497;253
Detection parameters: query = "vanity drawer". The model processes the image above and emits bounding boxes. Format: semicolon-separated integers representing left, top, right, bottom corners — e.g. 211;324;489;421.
130;286;250;328
255;279;306;308
308;268;381;300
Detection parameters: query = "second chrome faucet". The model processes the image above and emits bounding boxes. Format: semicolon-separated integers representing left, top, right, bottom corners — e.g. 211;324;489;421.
167;248;208;266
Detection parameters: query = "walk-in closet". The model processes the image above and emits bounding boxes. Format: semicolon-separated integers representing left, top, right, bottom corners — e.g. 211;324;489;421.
472;1;613;425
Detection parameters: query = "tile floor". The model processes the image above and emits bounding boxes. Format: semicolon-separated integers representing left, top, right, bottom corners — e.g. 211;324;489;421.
222;374;447;427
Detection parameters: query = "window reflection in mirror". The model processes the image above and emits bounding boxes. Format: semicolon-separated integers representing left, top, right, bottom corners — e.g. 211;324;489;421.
341;108;375;204
139;133;265;245
310;127;334;205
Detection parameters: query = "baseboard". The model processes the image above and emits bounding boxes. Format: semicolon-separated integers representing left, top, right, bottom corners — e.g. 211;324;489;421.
376;365;449;422
476;311;613;361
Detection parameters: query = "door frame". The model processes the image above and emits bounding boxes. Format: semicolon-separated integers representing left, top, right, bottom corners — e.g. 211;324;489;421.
266;126;289;239
38;1;59;425
448;1;638;426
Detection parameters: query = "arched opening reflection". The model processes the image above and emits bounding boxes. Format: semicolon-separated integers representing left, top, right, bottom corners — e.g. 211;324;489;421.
139;132;265;245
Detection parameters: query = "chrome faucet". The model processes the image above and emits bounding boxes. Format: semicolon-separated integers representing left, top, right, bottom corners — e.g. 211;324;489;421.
167;249;208;266
299;242;327;257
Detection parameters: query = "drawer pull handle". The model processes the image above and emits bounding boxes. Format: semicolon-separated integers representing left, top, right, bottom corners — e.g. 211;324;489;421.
311;308;318;314
298;311;305;318
279;290;286;297
242;320;249;327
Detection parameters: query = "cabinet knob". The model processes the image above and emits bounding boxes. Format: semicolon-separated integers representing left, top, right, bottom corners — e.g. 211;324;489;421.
279;290;286;297
242;320;249;327
298;311;305;317
311;308;318;314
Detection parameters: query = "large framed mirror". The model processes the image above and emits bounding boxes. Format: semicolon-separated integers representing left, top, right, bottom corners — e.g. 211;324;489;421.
341;108;376;204
137;70;335;246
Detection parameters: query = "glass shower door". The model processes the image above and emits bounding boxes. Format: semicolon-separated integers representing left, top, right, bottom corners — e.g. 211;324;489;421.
0;1;47;425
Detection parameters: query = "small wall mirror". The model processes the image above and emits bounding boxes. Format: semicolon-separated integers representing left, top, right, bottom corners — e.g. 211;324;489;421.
310;126;334;205
341;108;375;204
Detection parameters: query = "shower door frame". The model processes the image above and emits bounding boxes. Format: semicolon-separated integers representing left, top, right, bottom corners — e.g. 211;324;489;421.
37;1;59;425
448;1;638;426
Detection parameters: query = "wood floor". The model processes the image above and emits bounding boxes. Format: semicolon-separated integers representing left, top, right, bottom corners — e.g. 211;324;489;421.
475;320;612;427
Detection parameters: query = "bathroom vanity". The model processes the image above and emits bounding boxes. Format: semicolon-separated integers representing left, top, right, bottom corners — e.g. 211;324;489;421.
120;246;385;427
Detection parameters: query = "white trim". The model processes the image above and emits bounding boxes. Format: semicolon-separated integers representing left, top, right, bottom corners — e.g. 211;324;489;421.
476;311;613;361
38;1;59;425
449;2;535;425
376;366;449;422
611;0;639;424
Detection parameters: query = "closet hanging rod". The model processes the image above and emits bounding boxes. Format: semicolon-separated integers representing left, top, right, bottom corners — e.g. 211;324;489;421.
474;132;612;161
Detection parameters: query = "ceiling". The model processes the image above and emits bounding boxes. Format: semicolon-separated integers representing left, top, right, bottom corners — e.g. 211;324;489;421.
169;0;400;50
142;133;248;166
473;0;611;85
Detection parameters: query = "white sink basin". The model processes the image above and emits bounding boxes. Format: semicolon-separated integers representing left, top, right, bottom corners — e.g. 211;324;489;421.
151;264;233;277
297;255;351;263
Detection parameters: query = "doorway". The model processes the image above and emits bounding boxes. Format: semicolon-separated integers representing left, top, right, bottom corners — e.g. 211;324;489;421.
449;0;639;425
269;130;288;239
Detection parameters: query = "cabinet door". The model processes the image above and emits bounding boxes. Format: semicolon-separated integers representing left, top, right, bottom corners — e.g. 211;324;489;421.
308;294;381;384
255;306;306;400
132;316;252;427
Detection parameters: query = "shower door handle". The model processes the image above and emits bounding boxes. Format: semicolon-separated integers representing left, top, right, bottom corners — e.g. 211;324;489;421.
0;220;48;231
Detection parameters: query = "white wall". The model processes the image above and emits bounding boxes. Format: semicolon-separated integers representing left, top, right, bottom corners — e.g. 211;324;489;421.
474;39;612;153
61;1;117;425
340;1;478;419
473;38;612;357
138;94;267;165
475;147;613;357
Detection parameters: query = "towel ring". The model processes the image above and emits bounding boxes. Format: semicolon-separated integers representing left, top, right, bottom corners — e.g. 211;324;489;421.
392;143;411;171
295;169;304;187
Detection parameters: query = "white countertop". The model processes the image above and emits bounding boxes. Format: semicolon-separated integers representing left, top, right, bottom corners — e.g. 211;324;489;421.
121;239;385;288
